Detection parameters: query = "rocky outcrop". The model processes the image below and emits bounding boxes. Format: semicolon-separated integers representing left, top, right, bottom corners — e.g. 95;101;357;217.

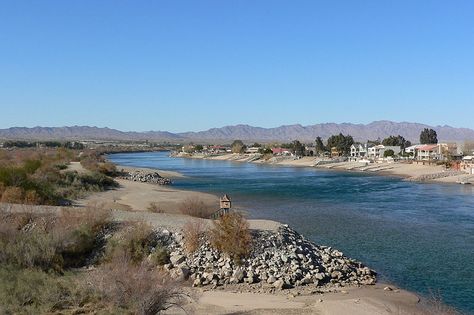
158;225;376;290
407;170;465;182
120;170;172;185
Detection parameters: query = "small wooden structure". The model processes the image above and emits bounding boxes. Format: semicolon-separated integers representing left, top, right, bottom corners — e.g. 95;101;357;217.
220;194;231;210
211;194;232;219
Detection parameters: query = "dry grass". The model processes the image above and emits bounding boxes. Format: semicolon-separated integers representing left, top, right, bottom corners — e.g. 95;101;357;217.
104;221;170;266
0;206;111;271
90;253;186;314
0;205;186;314
179;197;215;218
182;220;206;253
147;202;163;213
1;186;24;203
0;147;118;205
209;212;252;264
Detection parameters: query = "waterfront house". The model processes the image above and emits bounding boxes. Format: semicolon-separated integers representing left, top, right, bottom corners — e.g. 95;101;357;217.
245;147;260;154
331;147;342;157
272;147;291;156
209;145;228;154
416;144;438;160
350;143;367;158
460;156;474;174
305;146;316;156
367;145;401;159
404;144;423;158
415;143;455;161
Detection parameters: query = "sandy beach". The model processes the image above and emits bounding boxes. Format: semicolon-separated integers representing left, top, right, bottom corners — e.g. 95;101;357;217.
182;153;474;184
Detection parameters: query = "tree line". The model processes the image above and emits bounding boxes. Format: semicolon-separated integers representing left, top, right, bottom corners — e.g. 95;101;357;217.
185;128;439;157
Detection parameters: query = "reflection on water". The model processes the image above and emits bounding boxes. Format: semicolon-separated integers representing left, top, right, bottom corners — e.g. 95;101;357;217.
109;152;474;314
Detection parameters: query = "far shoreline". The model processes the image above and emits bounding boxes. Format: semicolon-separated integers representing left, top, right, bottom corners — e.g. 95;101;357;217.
168;152;473;185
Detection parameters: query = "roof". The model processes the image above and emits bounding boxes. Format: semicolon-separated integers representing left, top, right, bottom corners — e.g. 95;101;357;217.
272;147;288;154
418;144;438;151
220;194;231;201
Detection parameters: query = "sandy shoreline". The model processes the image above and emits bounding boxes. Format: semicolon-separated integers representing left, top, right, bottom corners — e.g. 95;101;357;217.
72;161;441;314
178;152;474;185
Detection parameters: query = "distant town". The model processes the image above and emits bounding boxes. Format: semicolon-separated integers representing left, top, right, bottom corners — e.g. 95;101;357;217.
176;128;474;176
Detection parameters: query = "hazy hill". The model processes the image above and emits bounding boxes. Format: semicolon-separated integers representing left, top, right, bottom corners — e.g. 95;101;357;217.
1;121;474;143
179;121;474;142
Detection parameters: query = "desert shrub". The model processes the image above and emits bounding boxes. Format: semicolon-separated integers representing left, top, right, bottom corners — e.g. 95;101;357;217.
56;171;118;200
0;229;62;271
105;222;158;264
1;186;24;203
149;245;170;266
23;159;42;174
79;172;118;189
89;255;185;314
0;166;28;187
0;266;92;314
80;154;118;176
24;190;41;204
209;212;252;264
55;207;112;268
0;182;5;199
0;164;61;205
0;149;117;205
148;202;163;213
182;221;206;253
0;207;111;271
179;197;215;218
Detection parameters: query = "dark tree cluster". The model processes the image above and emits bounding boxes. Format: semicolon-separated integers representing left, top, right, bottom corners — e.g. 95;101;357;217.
326;133;354;155
280;140;305;156
419;128;438;144
382;135;411;149
231;140;246;153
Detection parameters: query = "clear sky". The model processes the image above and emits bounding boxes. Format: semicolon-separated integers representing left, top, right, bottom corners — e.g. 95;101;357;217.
1;1;473;132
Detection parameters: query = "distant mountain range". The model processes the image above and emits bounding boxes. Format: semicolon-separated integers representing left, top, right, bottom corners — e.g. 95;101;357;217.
1;121;474;143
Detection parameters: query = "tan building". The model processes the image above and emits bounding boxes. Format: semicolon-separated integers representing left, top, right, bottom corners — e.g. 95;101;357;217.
220;194;231;210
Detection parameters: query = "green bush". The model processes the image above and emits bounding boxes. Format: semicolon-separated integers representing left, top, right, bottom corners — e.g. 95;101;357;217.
210;212;252;264
0;229;62;271
0;209;111;271
0;266;90;314
105;222;155;264
150;245;170;266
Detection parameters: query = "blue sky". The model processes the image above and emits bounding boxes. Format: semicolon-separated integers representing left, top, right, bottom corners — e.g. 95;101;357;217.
1;1;473;132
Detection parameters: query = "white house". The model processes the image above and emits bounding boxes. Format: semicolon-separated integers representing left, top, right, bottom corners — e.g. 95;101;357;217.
404;144;423;157
461;156;474;174
416;144;439;160
245;147;260;154
415;143;456;161
350;143;368;158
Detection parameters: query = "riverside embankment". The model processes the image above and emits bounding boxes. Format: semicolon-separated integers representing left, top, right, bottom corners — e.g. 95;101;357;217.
108;151;474;314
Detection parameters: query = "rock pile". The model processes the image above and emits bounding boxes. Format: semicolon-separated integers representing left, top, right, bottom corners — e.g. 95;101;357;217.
161;225;376;290
408;170;465;182
121;170;172;185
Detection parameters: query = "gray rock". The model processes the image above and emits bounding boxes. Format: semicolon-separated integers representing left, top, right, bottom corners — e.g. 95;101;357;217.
170;254;185;265
273;279;285;290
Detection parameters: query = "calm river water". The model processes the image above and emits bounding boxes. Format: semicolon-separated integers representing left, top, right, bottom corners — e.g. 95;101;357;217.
109;152;474;313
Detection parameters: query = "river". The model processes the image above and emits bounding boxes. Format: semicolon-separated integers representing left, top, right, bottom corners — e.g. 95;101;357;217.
109;151;474;314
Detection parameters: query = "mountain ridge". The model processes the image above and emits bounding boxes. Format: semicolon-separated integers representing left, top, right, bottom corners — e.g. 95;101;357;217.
1;121;474;143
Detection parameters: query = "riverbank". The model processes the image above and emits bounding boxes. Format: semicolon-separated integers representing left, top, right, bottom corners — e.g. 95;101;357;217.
82;161;445;314
177;152;474;184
